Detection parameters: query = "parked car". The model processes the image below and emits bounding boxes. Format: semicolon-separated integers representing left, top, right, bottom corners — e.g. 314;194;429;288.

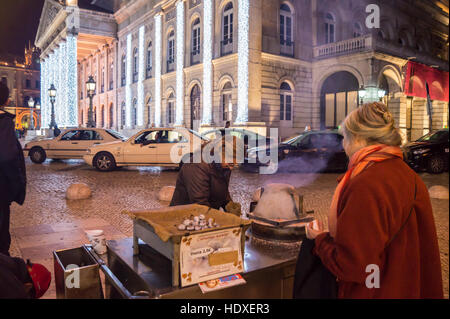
403;128;449;174
83;127;208;171
242;130;348;173
23;128;126;164
201;128;276;160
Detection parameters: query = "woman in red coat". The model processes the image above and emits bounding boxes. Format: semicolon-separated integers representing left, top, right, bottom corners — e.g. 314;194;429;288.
306;102;443;298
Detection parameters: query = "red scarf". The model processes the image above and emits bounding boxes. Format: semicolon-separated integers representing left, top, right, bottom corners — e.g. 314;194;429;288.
328;144;403;237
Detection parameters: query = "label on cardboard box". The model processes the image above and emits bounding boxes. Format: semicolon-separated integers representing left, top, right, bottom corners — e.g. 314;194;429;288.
179;227;243;287
198;274;247;293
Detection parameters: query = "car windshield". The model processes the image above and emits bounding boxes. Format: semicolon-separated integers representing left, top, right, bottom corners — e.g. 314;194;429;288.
416;130;448;143
282;133;305;145
189;129;210;141
106;129;127;141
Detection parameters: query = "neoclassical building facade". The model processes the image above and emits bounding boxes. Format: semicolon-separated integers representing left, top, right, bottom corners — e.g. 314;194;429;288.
35;0;449;140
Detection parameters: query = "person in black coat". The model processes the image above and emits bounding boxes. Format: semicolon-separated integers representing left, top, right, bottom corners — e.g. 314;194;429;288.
170;136;239;211
0;82;26;256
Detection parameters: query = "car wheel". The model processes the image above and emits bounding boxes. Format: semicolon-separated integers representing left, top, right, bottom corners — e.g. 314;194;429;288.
29;147;46;164
94;152;116;172
427;155;445;174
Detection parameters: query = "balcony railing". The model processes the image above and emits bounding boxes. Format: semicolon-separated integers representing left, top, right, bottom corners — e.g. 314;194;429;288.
314;34;372;58
221;38;233;56
167;59;175;73
280;39;295;57
191;50;201;65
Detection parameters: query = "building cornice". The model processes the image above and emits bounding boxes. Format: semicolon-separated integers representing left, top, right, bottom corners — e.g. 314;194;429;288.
261;52;311;68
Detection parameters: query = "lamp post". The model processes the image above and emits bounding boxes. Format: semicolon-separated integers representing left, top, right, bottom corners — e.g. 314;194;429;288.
48;84;57;129
28;97;35;129
358;85;366;105
377;89;386;101
86;76;96;128
36;102;41;130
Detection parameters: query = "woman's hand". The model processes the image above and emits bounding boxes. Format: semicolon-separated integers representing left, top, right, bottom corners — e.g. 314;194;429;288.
305;219;325;239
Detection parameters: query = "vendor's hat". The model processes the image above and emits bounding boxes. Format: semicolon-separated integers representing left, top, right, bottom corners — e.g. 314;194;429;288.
26;260;51;298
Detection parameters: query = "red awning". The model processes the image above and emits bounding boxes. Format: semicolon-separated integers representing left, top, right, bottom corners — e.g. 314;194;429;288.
404;61;449;102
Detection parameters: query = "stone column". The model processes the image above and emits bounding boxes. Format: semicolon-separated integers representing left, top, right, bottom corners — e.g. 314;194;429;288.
125;33;132;128
246;0;262;123
154;14;162;127
202;0;213;125
175;0;185;126
236;0;250;123
137;25;145;128
411;97;429;141
387;92;407;143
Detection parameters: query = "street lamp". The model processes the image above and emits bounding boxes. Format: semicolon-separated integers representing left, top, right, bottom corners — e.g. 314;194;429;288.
358;85;366;105
28;97;35;129
377;89;386;101
36;102;41;130
86;76;96;128
48;84;57;129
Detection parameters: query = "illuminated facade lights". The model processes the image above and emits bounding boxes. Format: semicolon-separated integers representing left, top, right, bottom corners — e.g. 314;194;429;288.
202;0;213;125
154;14;162;127
236;0;249;124
137;25;145;127
175;1;185;126
125;33;132;128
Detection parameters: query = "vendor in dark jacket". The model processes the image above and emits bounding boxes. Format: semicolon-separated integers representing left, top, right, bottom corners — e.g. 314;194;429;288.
0;82;27;256
170;136;239;211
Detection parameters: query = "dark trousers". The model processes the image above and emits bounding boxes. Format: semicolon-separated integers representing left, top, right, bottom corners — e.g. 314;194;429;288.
0;203;11;256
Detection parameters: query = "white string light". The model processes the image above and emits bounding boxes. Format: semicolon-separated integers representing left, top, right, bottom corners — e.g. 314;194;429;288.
236;0;249;124
125;33;132;128
137;25;145;127
175;1;185;126
67;35;78;126
202;0;213;125
154;14;162;127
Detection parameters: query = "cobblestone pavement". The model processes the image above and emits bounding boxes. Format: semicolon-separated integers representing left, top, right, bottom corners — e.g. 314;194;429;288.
8;159;449;298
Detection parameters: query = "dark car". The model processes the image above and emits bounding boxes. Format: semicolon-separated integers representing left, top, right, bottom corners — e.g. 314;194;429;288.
242;130;348;173
403;128;449;174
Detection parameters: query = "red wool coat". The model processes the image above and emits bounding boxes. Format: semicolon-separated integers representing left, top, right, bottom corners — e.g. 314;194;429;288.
314;158;443;299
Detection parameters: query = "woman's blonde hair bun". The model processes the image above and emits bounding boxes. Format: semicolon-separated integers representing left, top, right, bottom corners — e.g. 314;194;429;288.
341;102;402;146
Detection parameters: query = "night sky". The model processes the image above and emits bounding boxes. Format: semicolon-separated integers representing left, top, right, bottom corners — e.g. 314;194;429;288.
0;0;46;57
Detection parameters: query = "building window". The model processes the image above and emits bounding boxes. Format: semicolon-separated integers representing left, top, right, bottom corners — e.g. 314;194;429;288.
121;54;126;87
191;18;201;65
221;2;233;56
146;97;152;127
1;77;7;87
133;48;138;83
280;3;294;56
121;102;126;128
109;62;114;90
26;79;31;89
81;110;84;125
167;93;175;125
109;104;114;128
280;82;292;122
100;106;105;127
325;13;335;44
35;80;40;89
353;22;362;38
221;82;233;122
101;66;105;93
132;99;137;127
167;31;175;72
146;42;152;79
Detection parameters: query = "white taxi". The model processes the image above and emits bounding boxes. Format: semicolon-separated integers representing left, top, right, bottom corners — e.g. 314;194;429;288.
23;128;126;164
83;127;208;171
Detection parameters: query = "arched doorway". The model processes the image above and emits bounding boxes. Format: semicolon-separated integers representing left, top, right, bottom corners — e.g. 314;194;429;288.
190;84;201;131
320;71;359;129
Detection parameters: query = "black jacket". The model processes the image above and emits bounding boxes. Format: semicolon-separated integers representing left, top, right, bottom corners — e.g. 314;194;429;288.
0;253;30;299
170;161;231;210
0;110;26;205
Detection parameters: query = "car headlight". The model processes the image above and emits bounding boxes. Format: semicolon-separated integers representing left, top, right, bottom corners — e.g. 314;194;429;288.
413;148;430;155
